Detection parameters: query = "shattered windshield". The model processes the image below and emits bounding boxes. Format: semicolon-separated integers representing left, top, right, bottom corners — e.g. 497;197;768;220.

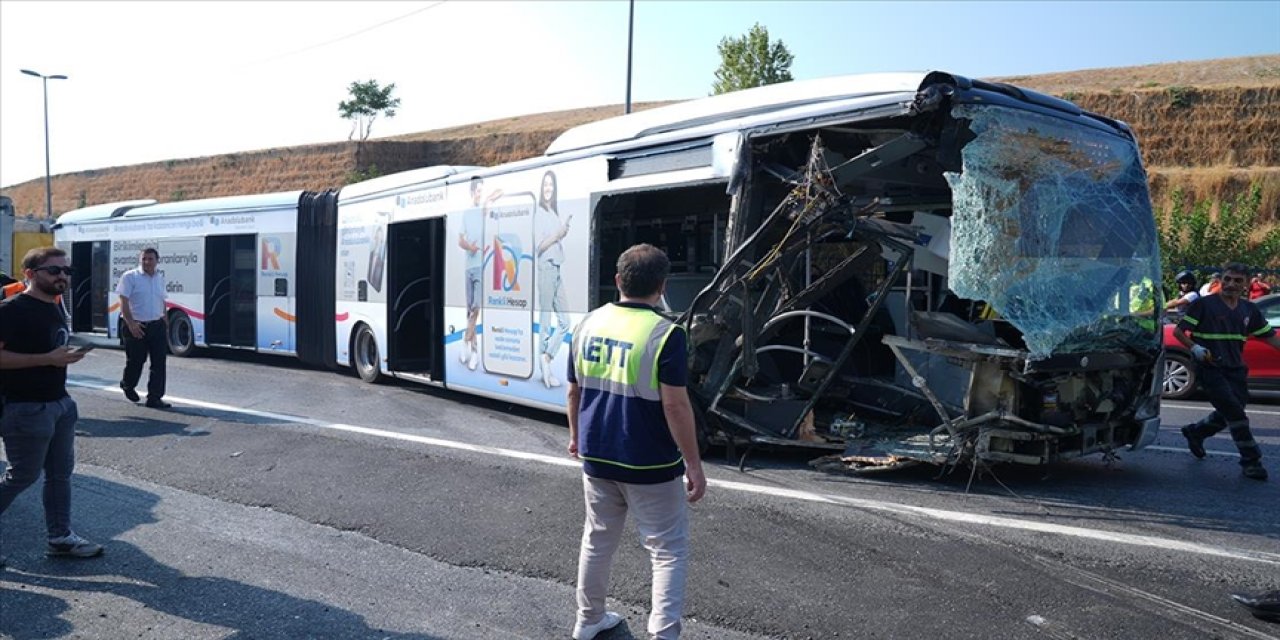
944;104;1160;357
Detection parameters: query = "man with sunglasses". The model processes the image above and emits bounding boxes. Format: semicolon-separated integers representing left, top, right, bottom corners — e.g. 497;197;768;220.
1175;262;1280;480
116;248;170;409
0;247;104;560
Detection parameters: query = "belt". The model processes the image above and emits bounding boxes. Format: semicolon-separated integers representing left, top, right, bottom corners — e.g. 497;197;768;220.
136;319;163;325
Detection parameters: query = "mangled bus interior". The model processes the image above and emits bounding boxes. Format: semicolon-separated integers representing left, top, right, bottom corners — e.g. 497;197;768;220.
597;73;1164;472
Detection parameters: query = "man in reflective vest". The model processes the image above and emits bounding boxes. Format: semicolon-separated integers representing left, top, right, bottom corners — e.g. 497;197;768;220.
566;243;706;640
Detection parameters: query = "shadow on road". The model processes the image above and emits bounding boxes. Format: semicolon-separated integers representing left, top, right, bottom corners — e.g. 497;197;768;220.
0;474;440;640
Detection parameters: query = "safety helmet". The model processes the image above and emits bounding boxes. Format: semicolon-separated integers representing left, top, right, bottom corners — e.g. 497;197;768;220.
1175;270;1196;285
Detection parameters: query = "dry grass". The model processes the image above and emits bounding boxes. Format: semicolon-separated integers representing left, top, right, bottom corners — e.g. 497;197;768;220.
991;54;1280;94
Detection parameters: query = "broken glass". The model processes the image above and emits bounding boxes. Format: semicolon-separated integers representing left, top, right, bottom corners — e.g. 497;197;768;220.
944;105;1161;357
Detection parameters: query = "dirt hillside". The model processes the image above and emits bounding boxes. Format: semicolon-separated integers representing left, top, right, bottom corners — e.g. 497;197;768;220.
3;56;1277;229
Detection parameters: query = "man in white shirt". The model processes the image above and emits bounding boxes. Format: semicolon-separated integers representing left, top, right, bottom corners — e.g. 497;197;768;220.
117;248;170;408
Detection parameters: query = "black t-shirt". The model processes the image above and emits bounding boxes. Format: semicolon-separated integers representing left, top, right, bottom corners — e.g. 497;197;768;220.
0;294;71;402
1176;294;1276;369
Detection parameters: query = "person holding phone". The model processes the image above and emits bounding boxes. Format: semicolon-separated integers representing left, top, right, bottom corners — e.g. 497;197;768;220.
0;246;104;560
535;170;572;388
117;247;170;408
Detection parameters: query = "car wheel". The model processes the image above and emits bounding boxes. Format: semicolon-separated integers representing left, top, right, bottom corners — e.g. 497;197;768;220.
1162;352;1196;400
352;324;382;384
168;311;196;357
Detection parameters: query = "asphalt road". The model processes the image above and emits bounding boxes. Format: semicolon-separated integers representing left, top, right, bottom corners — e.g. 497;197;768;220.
2;347;1278;639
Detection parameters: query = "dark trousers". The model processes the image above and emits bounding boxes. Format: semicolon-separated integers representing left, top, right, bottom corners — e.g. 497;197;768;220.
0;396;78;538
122;320;167;401
1187;365;1261;466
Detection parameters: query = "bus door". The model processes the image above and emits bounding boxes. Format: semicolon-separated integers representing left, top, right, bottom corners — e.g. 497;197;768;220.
68;241;110;333
205;234;257;347
386;218;444;377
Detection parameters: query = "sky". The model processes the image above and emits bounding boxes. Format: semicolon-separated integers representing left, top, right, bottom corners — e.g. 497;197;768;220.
1;0;1277;189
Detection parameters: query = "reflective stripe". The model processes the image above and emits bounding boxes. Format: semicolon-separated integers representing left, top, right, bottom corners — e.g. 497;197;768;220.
1195;332;1249;342
580;455;683;470
636;317;675;395
578;374;644;399
1252;323;1274;336
1182;316;1201;326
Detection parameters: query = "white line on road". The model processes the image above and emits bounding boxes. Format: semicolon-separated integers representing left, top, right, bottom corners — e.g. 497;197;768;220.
1144;445;1239;458
70;380;1280;568
1163;402;1280;417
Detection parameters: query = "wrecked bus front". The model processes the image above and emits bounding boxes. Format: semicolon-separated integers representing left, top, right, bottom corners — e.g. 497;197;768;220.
683;72;1162;471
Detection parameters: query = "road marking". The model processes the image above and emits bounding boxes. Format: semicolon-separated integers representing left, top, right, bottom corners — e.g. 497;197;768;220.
1163;402;1280;417
1144;445;1240;458
70;380;1280;568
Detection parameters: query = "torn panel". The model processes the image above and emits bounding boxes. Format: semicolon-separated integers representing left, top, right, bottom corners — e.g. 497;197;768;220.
944;105;1160;357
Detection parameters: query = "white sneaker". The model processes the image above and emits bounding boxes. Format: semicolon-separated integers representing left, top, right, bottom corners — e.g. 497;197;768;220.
541;354;560;388
47;532;104;558
572;611;623;640
467;348;479;371
459;342;471;364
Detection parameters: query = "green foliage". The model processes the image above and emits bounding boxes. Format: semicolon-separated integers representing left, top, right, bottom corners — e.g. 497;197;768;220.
170;189;187;202
77;191;87;208
1165;85;1194;109
1158;183;1280;291
711;23;794;95
1060;91;1080;102
344;164;382;185
338;80;401;141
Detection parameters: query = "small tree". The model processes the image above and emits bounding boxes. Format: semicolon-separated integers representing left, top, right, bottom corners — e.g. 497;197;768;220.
338;79;401;141
711;23;794;95
1158;183;1280;289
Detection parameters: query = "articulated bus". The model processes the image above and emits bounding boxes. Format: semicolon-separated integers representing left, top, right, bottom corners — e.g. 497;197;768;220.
56;71;1165;470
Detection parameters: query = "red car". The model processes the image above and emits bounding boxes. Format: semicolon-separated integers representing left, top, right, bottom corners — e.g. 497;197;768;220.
1162;293;1280;399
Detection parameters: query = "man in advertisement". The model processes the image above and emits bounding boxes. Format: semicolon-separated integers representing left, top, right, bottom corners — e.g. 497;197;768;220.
458;176;501;370
117;247;171;409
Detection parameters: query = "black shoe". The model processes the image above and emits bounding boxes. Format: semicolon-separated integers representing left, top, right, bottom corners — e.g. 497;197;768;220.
145;399;172;409
1242;463;1269;481
1181;425;1206;459
1231;590;1280;622
122;386;140;402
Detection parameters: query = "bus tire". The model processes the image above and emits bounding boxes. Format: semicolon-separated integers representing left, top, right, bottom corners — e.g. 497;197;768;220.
167;310;196;357
352;324;382;384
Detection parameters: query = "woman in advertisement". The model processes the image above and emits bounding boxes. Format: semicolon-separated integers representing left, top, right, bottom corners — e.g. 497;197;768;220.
534;170;571;388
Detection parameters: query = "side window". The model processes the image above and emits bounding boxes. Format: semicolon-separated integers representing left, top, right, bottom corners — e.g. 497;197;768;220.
1265;304;1280;325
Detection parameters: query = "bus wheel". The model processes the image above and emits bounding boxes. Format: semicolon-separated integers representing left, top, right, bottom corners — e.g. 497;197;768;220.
352;325;382;384
168;311;196;357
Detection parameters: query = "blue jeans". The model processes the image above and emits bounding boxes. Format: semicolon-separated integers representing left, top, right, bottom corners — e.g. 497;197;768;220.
0;396;79;538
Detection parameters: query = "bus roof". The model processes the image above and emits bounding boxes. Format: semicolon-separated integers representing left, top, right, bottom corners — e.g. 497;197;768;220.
339;165;482;201
57;199;158;225
545;72;928;156
117;191;306;220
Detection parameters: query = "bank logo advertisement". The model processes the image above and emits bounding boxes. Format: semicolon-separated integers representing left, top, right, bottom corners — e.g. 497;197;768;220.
491;234;523;292
261;236;282;271
481;193;536;378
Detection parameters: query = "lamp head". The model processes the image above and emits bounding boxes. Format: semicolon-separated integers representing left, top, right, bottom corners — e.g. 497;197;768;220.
21;69;41;77
49;75;68;80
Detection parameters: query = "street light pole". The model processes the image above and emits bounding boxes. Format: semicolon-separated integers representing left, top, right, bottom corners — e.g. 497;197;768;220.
625;0;634;114
21;69;69;219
